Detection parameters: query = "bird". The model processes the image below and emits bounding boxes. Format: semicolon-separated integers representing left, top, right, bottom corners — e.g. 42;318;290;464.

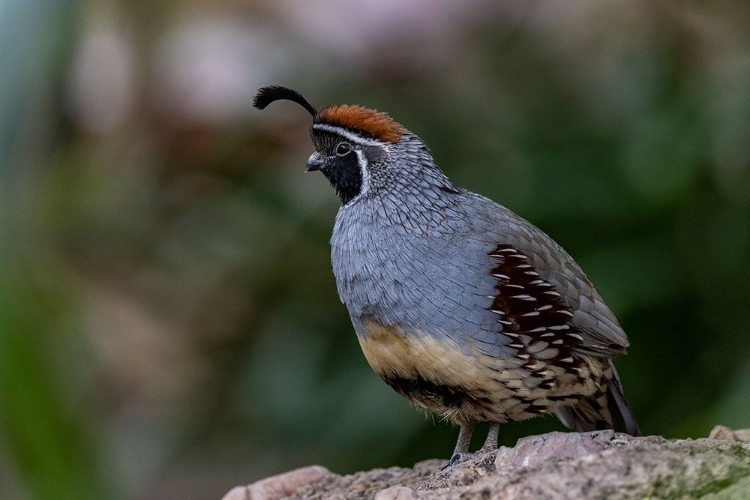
253;85;640;466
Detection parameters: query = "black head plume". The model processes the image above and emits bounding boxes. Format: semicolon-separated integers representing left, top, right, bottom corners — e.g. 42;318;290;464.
253;85;317;117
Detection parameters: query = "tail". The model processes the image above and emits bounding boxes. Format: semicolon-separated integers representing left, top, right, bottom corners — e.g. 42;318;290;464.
555;364;641;436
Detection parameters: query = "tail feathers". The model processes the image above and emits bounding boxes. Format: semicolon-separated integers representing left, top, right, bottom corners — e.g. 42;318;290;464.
555;365;640;436
605;366;641;435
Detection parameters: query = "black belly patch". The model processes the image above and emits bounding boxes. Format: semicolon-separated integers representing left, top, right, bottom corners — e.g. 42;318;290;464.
382;375;492;410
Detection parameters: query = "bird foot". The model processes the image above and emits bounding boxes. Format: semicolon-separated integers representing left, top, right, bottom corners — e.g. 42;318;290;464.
440;452;474;470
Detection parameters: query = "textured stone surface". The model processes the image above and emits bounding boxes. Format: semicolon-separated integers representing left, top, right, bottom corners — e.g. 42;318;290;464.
220;466;334;500
222;428;750;499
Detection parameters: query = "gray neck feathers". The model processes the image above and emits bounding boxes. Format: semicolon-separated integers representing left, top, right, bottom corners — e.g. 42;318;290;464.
359;133;460;227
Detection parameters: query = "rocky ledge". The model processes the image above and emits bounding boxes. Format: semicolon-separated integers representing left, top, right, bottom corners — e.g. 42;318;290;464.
222;426;750;500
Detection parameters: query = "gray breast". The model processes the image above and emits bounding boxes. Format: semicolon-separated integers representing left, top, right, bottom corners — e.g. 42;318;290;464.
330;193;503;346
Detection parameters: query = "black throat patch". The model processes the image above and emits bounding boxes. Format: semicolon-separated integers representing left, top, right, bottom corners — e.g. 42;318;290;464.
321;154;363;205
311;130;365;205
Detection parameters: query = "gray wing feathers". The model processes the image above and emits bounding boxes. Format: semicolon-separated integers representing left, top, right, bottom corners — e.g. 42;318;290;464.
471;196;629;357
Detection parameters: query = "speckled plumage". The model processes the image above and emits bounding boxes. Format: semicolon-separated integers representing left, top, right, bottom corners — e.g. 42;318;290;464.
254;86;640;460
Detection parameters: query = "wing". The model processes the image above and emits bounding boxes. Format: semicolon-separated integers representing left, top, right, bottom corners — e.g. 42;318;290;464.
469;195;629;359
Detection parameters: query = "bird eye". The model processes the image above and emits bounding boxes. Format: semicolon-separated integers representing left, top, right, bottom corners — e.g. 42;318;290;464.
335;142;352;156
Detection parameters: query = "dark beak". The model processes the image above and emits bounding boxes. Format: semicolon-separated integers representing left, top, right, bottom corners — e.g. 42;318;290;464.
306;152;325;172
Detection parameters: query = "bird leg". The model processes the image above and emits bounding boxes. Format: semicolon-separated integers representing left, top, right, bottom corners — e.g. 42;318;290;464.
453;422;475;456
441;422;475;470
480;422;499;452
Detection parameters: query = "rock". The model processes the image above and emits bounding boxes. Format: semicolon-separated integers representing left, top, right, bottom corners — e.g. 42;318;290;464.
221;428;750;499
709;425;750;442
220;465;334;500
374;486;419;500
494;429;621;469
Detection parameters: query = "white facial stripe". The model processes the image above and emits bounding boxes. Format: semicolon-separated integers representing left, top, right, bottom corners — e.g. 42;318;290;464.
313;123;385;147
347;149;370;205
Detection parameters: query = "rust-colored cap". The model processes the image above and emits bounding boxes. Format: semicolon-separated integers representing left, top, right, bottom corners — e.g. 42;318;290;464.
315;105;405;143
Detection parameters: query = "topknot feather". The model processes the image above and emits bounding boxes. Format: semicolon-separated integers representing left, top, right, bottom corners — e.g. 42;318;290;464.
253;85;317;117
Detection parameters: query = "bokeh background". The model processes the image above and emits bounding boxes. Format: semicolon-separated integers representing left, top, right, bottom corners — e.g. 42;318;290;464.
2;0;750;498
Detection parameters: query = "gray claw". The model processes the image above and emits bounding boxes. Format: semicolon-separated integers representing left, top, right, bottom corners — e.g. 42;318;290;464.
441;452;469;470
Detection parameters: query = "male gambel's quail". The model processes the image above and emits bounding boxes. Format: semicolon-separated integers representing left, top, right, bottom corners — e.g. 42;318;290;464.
254;85;640;465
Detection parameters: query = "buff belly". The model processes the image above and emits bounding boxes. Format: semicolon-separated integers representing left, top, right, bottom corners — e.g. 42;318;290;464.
357;319;610;424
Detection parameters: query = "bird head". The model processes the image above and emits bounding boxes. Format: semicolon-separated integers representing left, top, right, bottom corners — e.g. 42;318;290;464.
253;85;454;206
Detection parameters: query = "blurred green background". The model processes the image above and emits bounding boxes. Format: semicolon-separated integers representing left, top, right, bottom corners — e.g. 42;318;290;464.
2;0;750;498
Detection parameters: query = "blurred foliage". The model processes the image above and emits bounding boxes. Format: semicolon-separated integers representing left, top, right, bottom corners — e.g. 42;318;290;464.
1;0;750;499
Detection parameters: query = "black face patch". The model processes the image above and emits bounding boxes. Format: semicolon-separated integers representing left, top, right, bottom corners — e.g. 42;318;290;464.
310;130;364;205
322;153;363;205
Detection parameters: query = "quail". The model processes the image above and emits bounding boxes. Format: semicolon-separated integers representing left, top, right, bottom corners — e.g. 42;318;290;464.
253;85;640;465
